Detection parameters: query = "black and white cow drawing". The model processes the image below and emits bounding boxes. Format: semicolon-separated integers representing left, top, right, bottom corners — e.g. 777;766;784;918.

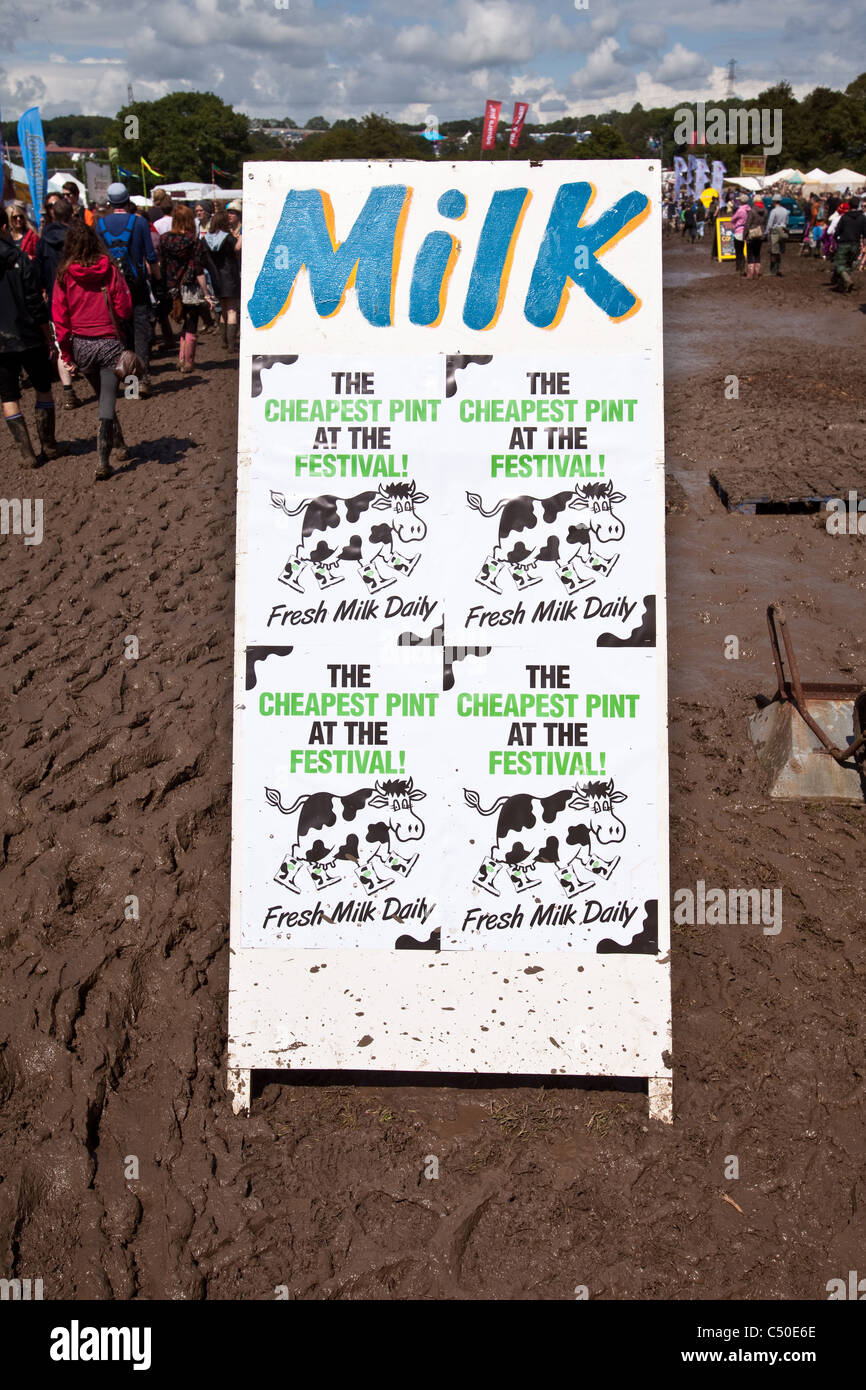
463;778;627;899
265;778;426;896
271;481;429;594
466;480;626;595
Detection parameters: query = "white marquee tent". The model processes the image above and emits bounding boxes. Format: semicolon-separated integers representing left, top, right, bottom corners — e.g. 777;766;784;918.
824;167;866;188
724;175;763;192
801;168;832;189
147;181;243;201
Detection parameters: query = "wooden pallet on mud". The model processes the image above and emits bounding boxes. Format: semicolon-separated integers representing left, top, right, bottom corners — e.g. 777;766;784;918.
709;464;845;515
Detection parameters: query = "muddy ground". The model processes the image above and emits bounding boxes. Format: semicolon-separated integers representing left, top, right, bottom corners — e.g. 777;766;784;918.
1;239;864;1300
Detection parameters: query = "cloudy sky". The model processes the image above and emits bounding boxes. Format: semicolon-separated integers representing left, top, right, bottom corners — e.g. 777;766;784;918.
1;0;864;126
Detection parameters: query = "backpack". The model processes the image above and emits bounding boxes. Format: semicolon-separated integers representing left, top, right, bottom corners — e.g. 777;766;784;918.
97;213;139;286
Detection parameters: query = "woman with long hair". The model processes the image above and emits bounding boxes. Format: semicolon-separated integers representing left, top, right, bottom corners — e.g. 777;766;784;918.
201;209;241;352
158;203;216;374
6;202;38;258
52;217;133;480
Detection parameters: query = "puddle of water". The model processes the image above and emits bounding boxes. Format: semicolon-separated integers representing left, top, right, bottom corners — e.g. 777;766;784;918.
663;268;718;289
663;323;718;380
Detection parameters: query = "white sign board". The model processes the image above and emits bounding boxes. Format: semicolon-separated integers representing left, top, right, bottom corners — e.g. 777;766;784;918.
229;160;671;1119
84;160;112;207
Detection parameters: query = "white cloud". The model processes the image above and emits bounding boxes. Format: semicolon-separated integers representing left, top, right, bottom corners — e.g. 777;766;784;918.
655;42;709;84
571;37;634;99
629;23;667;49
590;8;621;39
0;0;864;127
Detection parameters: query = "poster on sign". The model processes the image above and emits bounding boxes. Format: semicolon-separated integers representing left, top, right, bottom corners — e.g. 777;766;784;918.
438;644;659;953
740;154;767;177
229;160;671;1120
716;216;737;261
238;639;444;950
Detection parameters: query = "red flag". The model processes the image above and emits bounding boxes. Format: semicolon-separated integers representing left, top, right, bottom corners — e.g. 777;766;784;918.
481;100;501;151
509;101;529;149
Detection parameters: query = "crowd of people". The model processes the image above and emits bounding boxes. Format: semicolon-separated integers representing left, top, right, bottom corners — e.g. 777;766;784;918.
664;184;866;290
0;180;242;480
797;195;866;287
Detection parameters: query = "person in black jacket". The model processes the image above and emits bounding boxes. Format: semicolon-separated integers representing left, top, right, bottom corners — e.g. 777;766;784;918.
36;195;72;298
201;211;241;352
831;197;866;291
0;206;61;466
35;196;82;410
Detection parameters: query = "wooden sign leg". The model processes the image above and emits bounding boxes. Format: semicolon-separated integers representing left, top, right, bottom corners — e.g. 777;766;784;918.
648;1076;673;1124
228;1065;251;1115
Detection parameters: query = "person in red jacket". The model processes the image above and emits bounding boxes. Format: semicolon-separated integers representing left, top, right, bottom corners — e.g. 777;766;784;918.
52;218;133;480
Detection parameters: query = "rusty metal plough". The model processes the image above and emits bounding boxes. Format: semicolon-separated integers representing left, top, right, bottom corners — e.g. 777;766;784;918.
766;604;866;767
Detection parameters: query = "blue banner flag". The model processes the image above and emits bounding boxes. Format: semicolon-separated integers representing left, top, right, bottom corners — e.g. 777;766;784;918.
16;106;47;216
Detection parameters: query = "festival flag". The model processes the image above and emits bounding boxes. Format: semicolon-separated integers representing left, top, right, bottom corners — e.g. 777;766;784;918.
117;166;141;182
16;106;47;218
481;100;501;152
509;101;529;149
673;155;690;202
212;164;234;180
140;155;166;199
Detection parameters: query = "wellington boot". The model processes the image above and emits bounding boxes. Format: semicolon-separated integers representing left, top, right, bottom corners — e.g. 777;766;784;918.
6;414;38;467
95;419;113;481
35;405;62;460
112;418;130;461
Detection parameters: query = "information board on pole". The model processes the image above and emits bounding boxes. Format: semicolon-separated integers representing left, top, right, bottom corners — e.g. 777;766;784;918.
229;160;672;1120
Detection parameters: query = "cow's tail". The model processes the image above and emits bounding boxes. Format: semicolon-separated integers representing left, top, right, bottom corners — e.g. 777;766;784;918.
270;490;310;518
466;492;507;518
463;788;509;817
265;786;308;816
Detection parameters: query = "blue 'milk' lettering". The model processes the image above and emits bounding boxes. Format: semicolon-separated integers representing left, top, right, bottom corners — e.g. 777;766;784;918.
248;181;649;329
525;183;649;325
248;186;409;327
